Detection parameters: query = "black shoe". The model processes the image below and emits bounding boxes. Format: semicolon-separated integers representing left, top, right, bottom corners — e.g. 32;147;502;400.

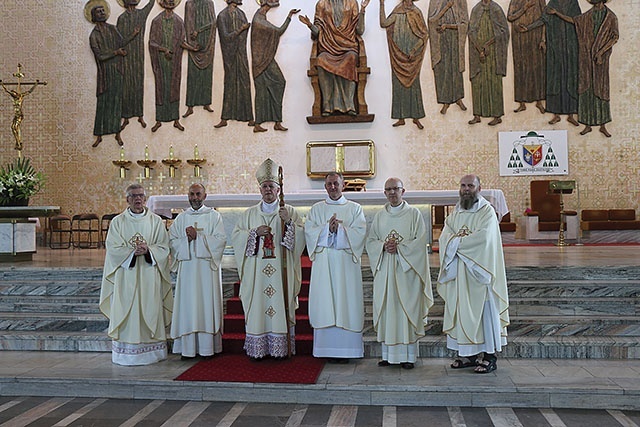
328;358;350;364
401;362;414;370
200;355;214;361
249;356;264;362
180;355;196;361
378;360;391;367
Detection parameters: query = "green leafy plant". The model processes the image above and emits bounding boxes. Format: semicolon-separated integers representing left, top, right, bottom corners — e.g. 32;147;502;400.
0;157;45;205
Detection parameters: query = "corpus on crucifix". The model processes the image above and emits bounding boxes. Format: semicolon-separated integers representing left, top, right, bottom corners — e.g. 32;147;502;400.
0;64;47;156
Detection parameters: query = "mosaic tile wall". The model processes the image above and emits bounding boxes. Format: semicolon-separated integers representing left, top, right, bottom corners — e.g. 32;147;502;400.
0;0;637;221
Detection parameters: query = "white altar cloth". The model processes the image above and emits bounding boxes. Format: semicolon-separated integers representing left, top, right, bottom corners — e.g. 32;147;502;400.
147;190;507;251
147;189;508;219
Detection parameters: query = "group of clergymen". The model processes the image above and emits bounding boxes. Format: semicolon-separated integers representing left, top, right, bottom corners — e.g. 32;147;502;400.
99;158;509;373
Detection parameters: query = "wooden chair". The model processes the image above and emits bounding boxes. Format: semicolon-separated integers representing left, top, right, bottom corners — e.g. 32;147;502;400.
48;215;72;249
71;213;100;249
99;213;118;248
524;180;578;240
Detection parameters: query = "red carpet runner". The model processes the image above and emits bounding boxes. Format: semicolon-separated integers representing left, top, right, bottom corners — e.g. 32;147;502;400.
175;354;325;384
175;256;318;383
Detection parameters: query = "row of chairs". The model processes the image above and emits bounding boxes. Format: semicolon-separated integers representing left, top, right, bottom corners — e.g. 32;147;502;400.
47;213;117;249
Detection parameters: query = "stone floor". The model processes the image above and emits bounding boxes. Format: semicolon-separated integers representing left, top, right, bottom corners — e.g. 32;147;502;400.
1;244;639;410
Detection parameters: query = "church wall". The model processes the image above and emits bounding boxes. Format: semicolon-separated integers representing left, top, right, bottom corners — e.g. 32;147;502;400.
0;0;637;222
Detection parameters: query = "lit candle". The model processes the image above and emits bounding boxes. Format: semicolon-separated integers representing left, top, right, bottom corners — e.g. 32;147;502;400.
120;147;125;161
194;144;199;159
144;145;149;161
169;145;174;160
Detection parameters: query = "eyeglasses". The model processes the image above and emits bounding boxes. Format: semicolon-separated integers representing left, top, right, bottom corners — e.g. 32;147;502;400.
128;193;146;199
384;187;403;192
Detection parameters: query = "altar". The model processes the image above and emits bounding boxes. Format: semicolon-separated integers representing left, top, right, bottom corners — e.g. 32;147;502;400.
0;206;60;261
147;189;508;250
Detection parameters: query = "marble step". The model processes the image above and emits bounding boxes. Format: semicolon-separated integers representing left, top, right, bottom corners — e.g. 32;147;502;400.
1;330;638;359
2;310;639;338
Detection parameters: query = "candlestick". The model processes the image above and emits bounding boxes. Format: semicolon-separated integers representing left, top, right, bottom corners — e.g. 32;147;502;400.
194;144;200;160
169;145;174;160
144;145;149;161
120;147;125;161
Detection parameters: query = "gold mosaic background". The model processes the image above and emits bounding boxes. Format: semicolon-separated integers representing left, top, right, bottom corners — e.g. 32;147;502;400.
0;0;637;221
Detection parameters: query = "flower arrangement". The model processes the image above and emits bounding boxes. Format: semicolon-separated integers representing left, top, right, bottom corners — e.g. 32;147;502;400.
0;157;45;206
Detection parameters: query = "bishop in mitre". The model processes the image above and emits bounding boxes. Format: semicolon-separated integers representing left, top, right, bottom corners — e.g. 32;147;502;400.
231;159;305;359
99;184;173;366
169;183;227;360
365;177;433;369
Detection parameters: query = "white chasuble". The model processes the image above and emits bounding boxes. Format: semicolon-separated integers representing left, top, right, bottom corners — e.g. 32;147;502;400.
169;206;227;357
231;203;305;358
437;196;510;356
365;201;433;362
305;198;367;358
99;208;173;365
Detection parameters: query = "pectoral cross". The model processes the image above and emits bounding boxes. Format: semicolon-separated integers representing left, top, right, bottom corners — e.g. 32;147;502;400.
193;222;203;233
128;232;147;248
385;229;403;244
456;225;471;237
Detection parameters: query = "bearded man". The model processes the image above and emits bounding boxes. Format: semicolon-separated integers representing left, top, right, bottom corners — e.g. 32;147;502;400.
437;174;509;374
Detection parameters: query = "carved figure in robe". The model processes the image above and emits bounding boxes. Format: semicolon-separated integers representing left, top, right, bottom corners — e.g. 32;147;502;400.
574;0;618;137
214;0;254;128
540;0;581;126
183;0;217;118
380;0;427;129
427;0;468;114
89;4;127;147
299;0;370;117
117;0;155;130
251;1;299;132
149;0;193;132
467;0;509;126
507;0;546;114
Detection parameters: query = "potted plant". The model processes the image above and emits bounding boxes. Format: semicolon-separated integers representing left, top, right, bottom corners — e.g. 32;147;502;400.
0;157;46;206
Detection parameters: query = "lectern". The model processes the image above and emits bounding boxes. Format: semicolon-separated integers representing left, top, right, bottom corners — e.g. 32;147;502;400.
549;180;575;246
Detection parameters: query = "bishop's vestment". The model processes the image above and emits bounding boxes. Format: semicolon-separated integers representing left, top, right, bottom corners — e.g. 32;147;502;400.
231;201;305;358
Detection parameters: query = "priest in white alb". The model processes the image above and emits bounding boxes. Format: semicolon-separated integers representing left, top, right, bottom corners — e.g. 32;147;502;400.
231;158;305;359
169;183;227;360
366;177;433;370
437;174;509;374
99;183;173;366
305;172;367;363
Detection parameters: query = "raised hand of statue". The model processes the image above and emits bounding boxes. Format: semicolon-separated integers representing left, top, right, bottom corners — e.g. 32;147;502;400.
298;14;311;27
361;0;370;12
288;9;301;18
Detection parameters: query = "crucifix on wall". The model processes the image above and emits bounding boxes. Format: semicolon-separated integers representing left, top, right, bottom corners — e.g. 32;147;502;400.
0;64;47;157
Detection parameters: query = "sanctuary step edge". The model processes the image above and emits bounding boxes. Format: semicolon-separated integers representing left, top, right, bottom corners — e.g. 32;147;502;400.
0;266;638;359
